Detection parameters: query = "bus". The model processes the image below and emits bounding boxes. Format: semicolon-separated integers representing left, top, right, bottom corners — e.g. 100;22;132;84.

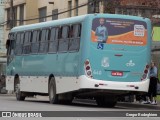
6;14;151;107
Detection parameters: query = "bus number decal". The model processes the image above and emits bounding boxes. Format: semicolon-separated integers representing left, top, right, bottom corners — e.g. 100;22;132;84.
93;70;102;75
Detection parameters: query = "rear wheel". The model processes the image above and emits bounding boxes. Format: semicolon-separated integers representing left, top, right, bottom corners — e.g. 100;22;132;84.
96;96;117;108
49;77;59;104
15;77;25;101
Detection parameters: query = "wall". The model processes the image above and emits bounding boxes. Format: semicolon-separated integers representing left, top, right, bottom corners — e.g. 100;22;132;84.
0;3;5;56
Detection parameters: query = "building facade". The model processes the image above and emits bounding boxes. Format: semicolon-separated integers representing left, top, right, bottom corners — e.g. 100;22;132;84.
0;0;6;75
0;0;5;56
4;0;39;40
115;0;160;23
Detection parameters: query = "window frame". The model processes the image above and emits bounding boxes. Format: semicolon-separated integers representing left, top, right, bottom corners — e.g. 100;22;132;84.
7;32;16;56
15;32;24;55
7;22;82;56
38;28;51;54
30;29;41;55
48;26;59;54
58;25;70;53
68;23;82;53
22;30;32;55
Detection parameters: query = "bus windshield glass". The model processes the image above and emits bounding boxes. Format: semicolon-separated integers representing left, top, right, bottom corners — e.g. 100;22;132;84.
91;18;147;46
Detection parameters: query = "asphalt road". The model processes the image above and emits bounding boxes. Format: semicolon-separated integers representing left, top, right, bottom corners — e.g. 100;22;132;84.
0;94;159;120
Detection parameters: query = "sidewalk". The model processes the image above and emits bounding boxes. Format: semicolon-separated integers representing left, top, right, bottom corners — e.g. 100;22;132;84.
118;102;160;110
74;98;160;109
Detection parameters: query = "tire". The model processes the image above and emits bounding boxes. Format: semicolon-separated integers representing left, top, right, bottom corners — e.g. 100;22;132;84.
15;81;25;101
49;77;59;104
16;87;25;101
96;96;117;108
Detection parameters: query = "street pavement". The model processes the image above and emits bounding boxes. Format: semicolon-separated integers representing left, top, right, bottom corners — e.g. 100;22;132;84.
0;94;159;120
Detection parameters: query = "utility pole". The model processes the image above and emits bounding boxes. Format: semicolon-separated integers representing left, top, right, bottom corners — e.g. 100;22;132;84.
10;0;14;29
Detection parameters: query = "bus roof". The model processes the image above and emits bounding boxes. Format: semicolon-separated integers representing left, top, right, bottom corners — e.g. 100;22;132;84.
10;14;88;32
10;14;150;33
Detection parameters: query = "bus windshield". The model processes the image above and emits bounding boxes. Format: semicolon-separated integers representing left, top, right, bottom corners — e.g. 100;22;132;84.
91;18;147;46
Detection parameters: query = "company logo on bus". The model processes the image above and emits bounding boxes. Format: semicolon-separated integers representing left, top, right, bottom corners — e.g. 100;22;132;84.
101;57;110;68
126;60;135;67
111;71;123;76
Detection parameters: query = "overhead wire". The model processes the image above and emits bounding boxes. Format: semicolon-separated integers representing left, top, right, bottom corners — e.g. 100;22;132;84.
0;0;97;26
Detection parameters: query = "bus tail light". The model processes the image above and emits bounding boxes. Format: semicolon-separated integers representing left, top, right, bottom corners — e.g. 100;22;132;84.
141;64;149;81
84;59;93;78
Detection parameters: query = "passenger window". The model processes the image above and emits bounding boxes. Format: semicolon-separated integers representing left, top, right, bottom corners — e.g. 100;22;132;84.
47;29;51;41
58;27;62;39
32;31;38;42
49;27;58;53
15;33;20;55
6;34;15;65
39;29;50;53
41;29;47;42
7;33;15;56
15;32;24;55
58;26;69;52
31;30;40;54
62;26;69;38
69;24;81;52
23;31;32;54
20;33;24;44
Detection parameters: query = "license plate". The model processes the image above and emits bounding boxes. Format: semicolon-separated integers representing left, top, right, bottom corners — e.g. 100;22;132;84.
111;71;123;76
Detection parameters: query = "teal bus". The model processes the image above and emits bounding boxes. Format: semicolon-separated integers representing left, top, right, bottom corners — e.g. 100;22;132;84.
6;14;151;107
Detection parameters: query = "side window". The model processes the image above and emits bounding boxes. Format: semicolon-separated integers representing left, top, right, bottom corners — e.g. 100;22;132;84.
23;31;32;54
15;32;24;55
39;29;50;53
31;30;40;54
7;33;15;56
15;33;20;55
58;27;62;39
49;27;58;53
69;24;81;52
58;26;69;52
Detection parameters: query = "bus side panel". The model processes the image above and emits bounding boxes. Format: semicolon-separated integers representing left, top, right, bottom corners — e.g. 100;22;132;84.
6;76;14;91
56;53;80;77
19;77;81;94
79;16;92;76
56;77;80;94
20;76;48;93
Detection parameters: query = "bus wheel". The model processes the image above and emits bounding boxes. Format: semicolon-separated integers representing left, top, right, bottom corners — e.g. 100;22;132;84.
15;79;25;101
49;77;59;104
96;97;117;108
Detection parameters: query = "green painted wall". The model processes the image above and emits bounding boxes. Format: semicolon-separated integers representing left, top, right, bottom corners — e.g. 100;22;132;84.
153;27;160;41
